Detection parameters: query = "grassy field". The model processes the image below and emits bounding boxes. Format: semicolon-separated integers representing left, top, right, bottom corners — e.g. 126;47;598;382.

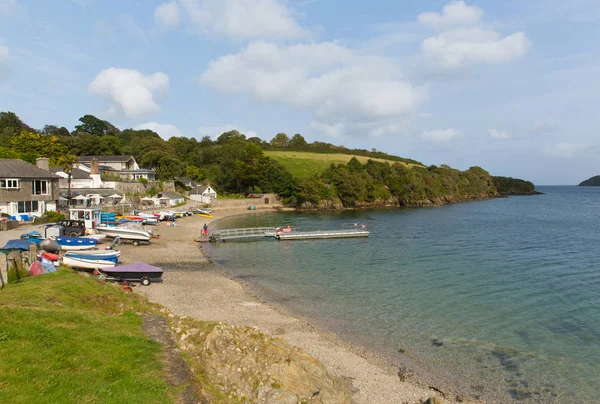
0;269;175;404
265;150;421;179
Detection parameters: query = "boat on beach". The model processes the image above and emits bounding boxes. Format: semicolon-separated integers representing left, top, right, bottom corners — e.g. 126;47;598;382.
99;262;163;285
95;222;152;241
55;236;97;251
62;255;116;270
65;250;120;264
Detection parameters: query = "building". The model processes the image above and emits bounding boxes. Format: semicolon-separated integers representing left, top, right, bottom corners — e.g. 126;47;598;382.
50;166;95;189
153;192;185;207
0;158;60;218
174;177;199;188
189;184;217;204
78;156;155;181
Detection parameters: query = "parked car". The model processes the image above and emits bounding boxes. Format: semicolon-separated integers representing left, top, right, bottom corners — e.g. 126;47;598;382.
55;220;86;237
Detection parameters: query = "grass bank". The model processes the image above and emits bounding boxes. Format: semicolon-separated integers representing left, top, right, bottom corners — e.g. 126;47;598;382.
265;150;422;179
0;269;176;404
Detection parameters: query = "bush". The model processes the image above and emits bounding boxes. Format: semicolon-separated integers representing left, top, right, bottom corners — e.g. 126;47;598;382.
34;210;65;224
139;178;148;184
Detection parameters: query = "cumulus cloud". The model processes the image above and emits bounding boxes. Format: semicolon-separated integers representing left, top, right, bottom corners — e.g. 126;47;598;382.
89;68;169;119
418;0;483;30
488;128;509;139
179;0;309;40
422;128;462;142
154;2;180;29
135;122;181;140
197;124;258;139
201;41;426;137
543;142;587;158
418;1;530;69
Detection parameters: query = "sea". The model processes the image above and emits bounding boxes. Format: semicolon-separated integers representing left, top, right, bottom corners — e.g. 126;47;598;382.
202;186;600;403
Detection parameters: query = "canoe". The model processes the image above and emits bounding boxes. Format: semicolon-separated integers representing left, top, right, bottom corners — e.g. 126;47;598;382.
55;236;97;251
62;255;116;270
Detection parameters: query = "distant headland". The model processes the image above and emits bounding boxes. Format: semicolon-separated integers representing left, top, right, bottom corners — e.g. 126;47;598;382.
578;176;600;186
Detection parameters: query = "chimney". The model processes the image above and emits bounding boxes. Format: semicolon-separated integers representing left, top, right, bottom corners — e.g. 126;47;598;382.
90;157;99;175
36;157;49;171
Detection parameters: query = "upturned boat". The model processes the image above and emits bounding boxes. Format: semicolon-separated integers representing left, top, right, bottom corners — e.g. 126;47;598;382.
55;236;97;251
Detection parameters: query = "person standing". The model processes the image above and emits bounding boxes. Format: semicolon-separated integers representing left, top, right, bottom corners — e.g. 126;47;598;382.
203;223;208;238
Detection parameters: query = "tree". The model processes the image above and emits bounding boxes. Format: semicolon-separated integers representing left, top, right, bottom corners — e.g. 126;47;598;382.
57;154;79;205
10;130;65;162
74;115;119;136
270;133;290;148
43;125;71;137
217;130;244;144
289;133;307;148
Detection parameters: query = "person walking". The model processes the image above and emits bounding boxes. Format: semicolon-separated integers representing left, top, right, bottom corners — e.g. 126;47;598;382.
203;223;208;238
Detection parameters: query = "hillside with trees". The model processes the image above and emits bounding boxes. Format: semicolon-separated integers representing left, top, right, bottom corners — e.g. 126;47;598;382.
578;176;600;186
0;111;539;209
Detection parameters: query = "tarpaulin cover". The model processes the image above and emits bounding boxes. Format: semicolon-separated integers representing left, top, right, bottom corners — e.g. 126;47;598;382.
2;239;31;251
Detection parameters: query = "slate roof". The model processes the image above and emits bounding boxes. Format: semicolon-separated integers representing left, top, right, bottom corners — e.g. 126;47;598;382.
0;159;60;179
78;156;134;163
154;192;184;200
49;166;91;179
191;185;214;194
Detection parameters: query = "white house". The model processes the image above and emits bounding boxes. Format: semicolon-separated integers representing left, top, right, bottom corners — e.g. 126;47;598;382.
153;192;185;207
189;185;217;204
78;156;155;181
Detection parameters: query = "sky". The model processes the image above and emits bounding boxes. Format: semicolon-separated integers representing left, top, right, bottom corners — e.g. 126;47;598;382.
0;0;599;185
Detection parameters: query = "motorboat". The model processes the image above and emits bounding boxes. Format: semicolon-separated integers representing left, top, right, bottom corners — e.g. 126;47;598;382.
62;255;116;270
20;231;45;245
99;262;163;285
95;222;151;241
55;236;97;251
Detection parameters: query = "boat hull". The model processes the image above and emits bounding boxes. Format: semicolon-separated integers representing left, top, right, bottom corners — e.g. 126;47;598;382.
62;255;116;269
95;227;151;241
56;236;97;251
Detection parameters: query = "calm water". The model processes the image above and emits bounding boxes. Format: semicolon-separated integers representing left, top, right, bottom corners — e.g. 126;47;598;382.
204;186;600;403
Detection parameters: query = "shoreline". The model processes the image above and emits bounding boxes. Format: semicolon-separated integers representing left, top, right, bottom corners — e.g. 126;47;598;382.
121;207;483;403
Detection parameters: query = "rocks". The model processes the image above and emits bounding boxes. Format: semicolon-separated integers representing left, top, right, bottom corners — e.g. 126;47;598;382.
172;318;351;403
423;397;442;404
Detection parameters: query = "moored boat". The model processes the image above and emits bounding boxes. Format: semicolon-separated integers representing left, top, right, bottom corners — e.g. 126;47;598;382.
55;236;97;251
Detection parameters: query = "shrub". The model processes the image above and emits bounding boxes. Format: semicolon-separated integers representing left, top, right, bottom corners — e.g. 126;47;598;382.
34;210;65;224
139;178;148;184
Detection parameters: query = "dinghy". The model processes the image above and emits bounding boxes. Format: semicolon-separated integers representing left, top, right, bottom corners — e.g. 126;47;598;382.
55;236;97;251
65;250;119;264
62;255;116;270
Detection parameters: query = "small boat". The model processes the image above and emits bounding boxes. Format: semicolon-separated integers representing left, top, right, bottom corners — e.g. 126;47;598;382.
1;239;32;251
65;251;119;264
55;236;97;251
62;255;116;270
41;251;60;261
100;262;163;285
194;209;213;218
95;222;151;241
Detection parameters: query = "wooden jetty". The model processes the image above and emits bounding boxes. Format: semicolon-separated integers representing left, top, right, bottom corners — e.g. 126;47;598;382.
276;229;369;240
210;227;276;242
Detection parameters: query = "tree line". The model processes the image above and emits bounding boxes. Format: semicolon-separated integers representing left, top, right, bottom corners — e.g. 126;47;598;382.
0;111;536;207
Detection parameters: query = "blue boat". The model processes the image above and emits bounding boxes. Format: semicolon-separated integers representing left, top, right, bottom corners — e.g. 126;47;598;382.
1;239;32;251
55;236;97;251
65;251;119;264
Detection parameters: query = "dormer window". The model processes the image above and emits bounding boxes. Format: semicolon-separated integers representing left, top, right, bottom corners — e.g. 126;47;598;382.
0;179;20;189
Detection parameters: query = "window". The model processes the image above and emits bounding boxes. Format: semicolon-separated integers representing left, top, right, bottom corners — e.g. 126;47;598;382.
0;179;20;189
18;201;39;213
32;180;49;195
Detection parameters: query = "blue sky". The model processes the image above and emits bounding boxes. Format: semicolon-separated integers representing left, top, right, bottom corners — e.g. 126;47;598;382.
0;0;598;185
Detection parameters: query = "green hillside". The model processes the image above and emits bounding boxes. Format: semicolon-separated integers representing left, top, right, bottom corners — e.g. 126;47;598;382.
265;150;423;179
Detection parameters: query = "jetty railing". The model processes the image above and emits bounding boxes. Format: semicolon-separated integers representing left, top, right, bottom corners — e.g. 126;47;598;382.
211;227;277;241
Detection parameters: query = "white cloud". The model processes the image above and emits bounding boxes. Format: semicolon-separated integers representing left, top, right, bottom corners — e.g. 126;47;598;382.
179;0;309;40
154;2;180;29
202;41;426;137
488;128;509;139
422;128;462;142
89;68;169;119
418;1;483;30
135;122;182;140
197;124;258;140
543;142;587;158
418;1;531;69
